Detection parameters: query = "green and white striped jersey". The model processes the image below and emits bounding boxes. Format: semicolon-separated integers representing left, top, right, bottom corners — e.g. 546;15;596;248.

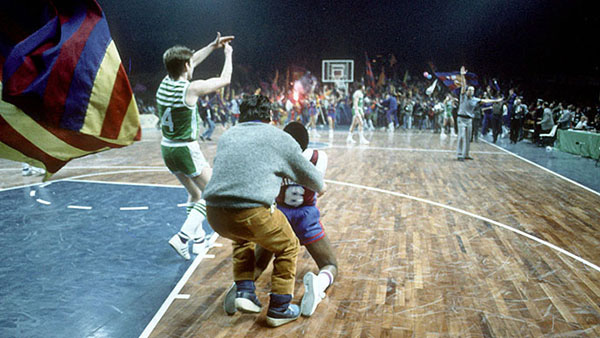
156;76;199;141
352;89;364;115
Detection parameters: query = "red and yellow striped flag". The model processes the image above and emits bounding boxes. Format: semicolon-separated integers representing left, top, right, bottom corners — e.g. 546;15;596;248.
0;0;140;178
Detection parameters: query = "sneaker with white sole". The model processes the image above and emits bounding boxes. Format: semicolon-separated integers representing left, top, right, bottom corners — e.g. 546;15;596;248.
192;239;206;255
168;234;190;260
346;134;356;144
235;291;262;313
223;282;237;315
31;167;46;176
301;272;326;317
266;304;300;327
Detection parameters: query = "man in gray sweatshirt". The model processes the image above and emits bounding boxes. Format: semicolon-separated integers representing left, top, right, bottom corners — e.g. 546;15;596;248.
203;94;325;327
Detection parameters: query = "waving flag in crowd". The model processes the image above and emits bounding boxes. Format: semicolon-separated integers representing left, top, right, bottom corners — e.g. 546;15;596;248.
364;52;376;90
0;0;140;178
489;78;501;93
377;67;386;87
434;71;479;95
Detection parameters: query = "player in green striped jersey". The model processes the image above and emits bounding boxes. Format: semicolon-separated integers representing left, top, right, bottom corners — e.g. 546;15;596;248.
157;33;233;260
346;83;370;144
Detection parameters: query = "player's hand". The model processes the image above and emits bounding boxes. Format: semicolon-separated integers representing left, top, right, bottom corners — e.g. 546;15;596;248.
211;32;235;49
317;182;327;197
460;66;467;75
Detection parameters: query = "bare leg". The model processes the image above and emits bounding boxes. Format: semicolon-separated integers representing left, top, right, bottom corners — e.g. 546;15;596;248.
173;166;212;202
327;116;334;131
300;236;337;316
347;115;359;143
356;114;364;133
348;115;358;133
304;236;338;280
356;114;369;144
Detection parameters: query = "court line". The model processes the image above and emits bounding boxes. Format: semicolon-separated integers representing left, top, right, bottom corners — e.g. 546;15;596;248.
67;205;93;210
0;182;43;192
29;169;600;272
64;178;181;189
36;198;51;205
59;165;166;169
57;169;169;181
325;179;600;273
0;171;169;192
0;165;165;172
327;144;506;154
481;139;600;197
174;294;190;300
139;233;221;338
119;206;149;211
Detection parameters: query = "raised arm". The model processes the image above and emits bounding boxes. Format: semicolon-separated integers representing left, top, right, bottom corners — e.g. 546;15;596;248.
185;43;233;105
190;32;234;69
460;66;467;95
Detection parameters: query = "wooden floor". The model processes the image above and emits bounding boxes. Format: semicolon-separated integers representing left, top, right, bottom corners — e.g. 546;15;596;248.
2;127;599;337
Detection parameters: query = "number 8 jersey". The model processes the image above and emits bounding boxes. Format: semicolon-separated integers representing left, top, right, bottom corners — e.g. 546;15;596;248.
156;76;200;141
276;148;327;208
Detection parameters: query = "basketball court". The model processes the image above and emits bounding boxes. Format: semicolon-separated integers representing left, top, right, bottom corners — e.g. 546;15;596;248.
1;126;599;337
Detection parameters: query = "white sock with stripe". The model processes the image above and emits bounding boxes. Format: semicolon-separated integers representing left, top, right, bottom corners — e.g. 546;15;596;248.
180;200;206;242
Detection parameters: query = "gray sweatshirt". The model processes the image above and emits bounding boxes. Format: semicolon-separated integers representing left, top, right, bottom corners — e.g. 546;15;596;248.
203;122;324;208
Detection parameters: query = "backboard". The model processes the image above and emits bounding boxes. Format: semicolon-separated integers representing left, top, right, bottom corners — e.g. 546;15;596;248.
322;59;354;83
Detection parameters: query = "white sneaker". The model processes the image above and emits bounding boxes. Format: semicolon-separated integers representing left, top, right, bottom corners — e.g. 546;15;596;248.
301;272;325;317
168;234;190;260
359;136;370;145
31;167;46;176
22;168;32;176
192;239;206;255
346;134;356;144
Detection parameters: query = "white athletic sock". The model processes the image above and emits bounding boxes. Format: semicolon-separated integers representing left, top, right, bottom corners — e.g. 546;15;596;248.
180;200;206;241
315;270;334;293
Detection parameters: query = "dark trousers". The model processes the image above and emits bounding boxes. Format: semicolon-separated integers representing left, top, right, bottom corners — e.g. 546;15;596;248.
491;114;502;143
533;123;542;143
471;118;481;142
509;119;521;143
481;112;492;135
518;118;525;140
386;109;398;125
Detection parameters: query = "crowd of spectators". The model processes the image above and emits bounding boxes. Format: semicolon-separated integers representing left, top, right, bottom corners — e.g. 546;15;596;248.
134;68;600;146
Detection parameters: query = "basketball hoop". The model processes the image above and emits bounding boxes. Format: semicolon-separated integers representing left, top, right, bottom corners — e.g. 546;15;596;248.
322;59;353;95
